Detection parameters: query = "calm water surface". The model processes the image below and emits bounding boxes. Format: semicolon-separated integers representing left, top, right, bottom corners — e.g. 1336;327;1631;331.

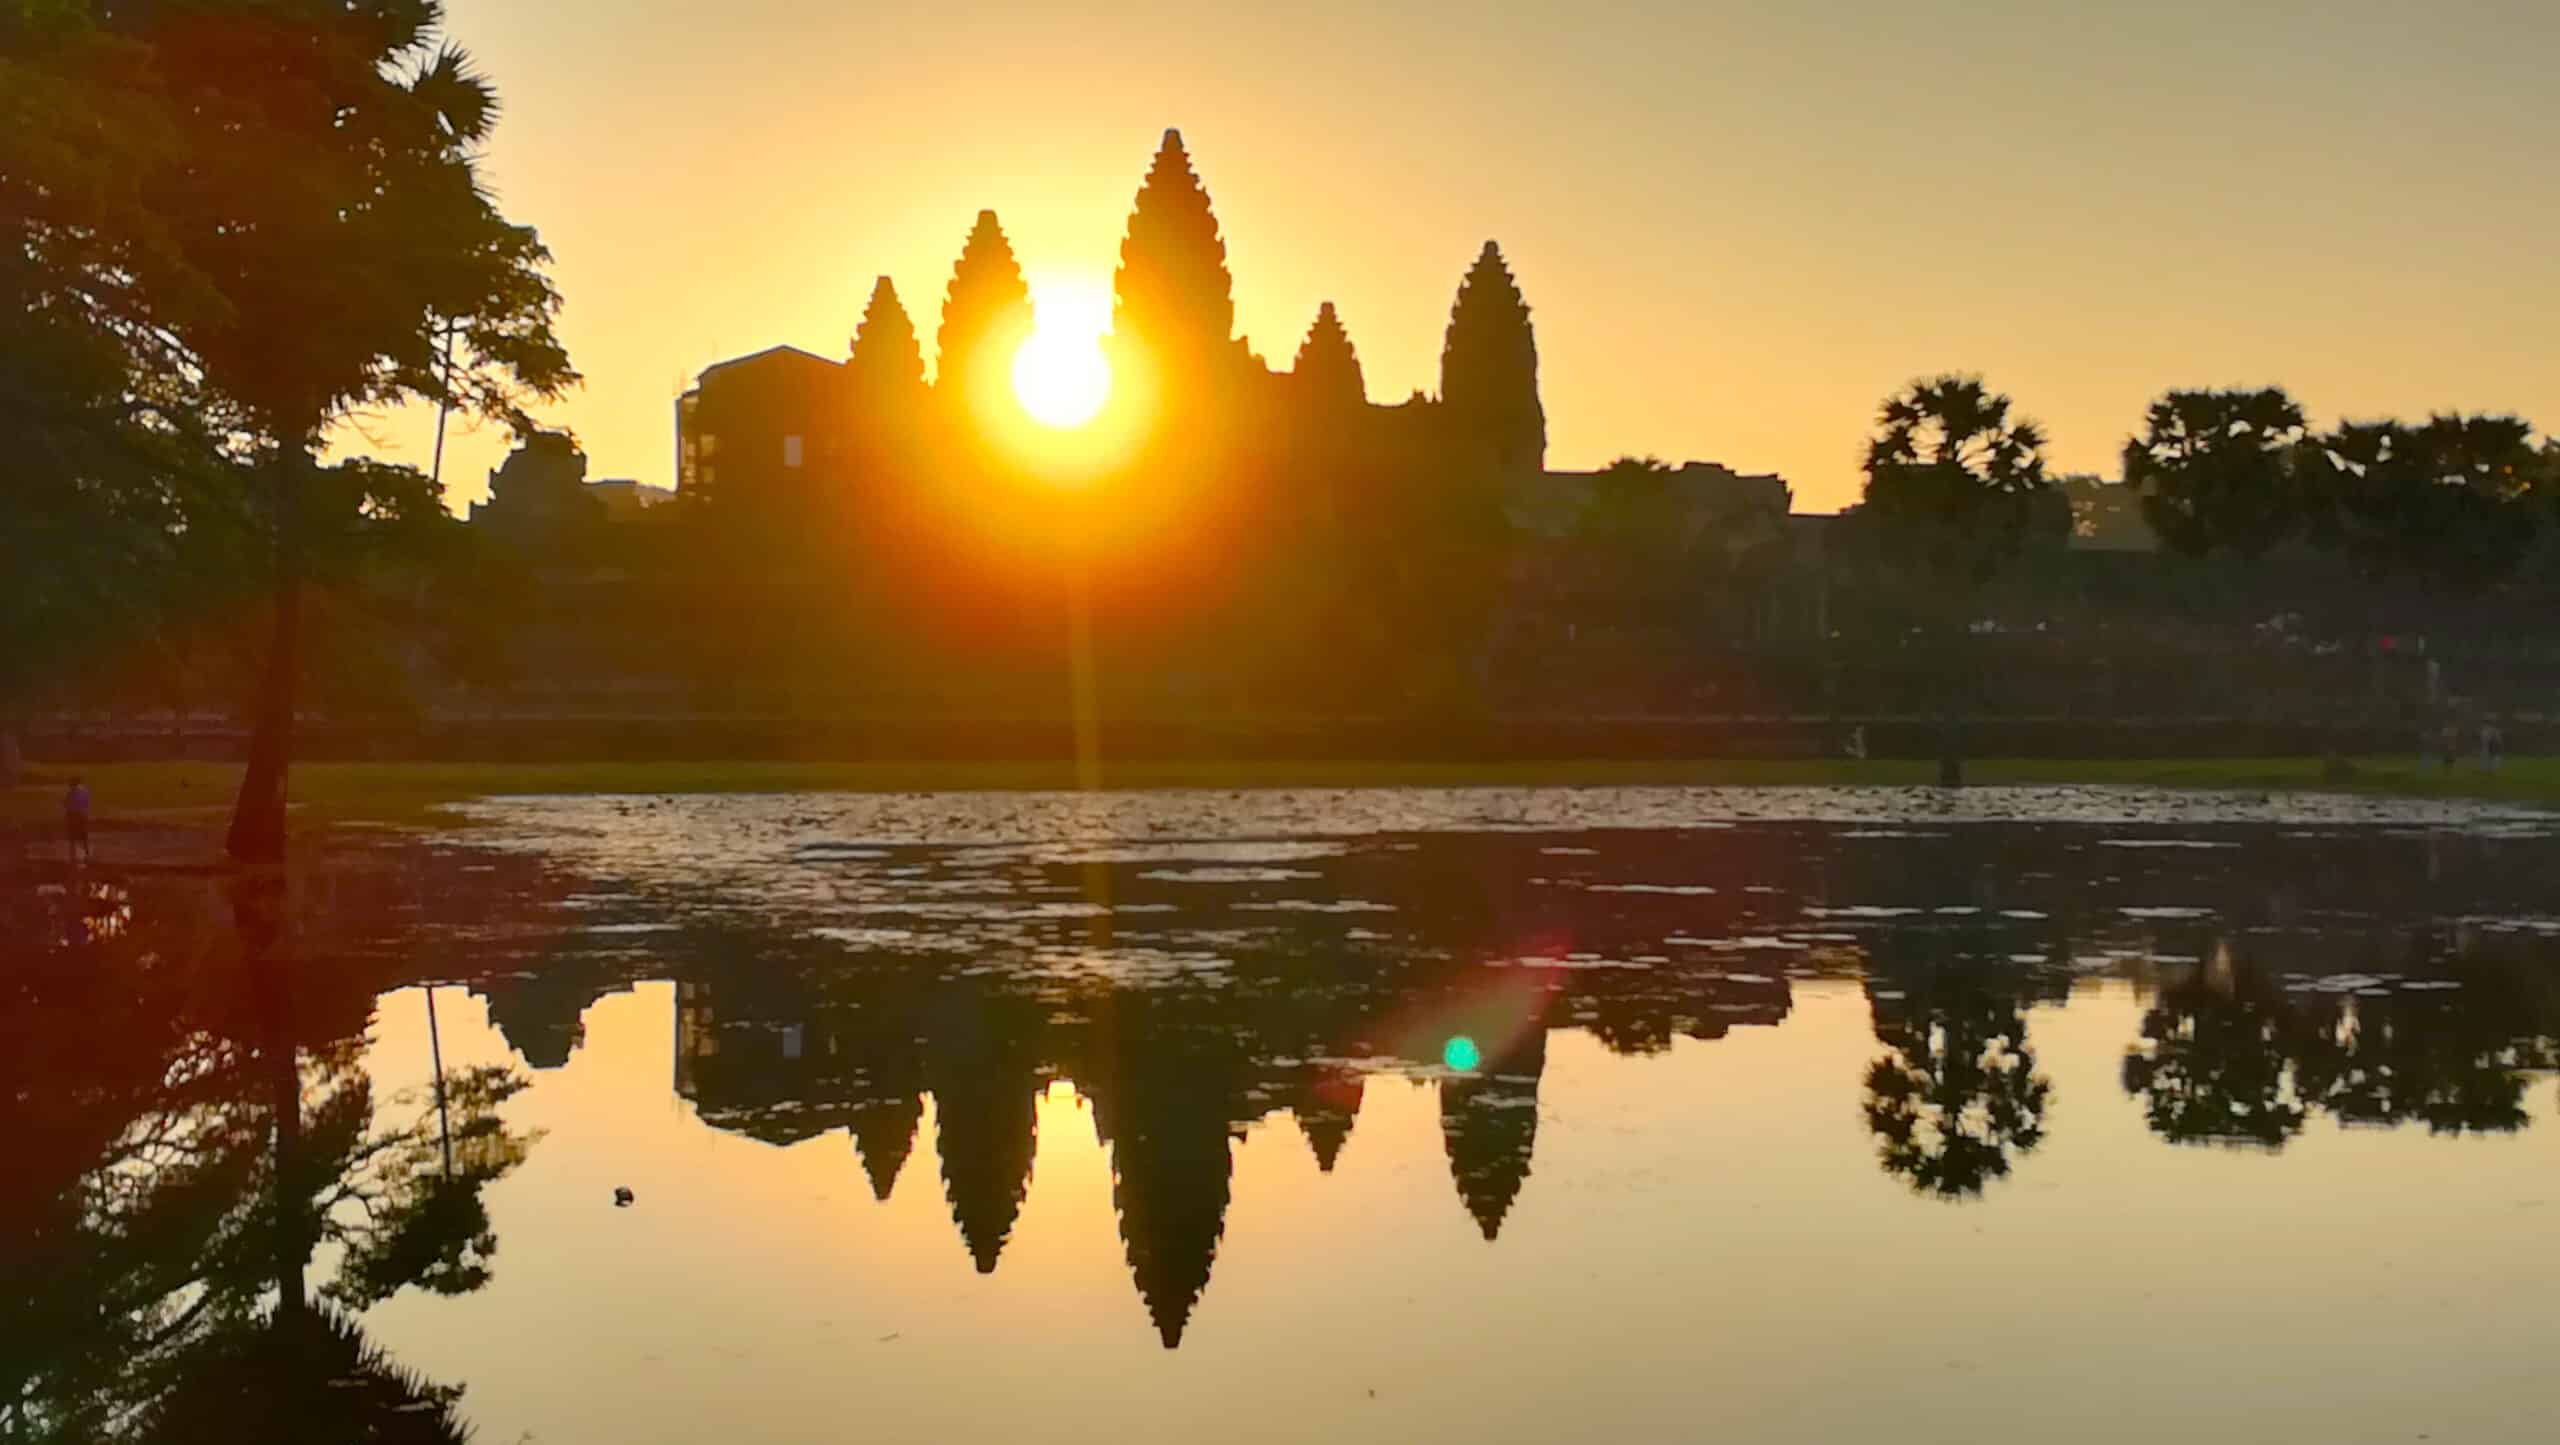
11;787;2560;1443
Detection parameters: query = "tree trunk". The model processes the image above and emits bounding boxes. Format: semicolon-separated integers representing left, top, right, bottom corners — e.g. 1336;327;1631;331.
1937;621;1968;788
228;454;306;864
227;574;301;862
268;1029;309;1331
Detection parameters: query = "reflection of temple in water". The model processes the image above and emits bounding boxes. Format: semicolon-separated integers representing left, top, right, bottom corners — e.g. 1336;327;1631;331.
1441;1027;1546;1240
1287;1065;1364;1173
923;990;1045;1273
436;818;2560;1345
635;945;1777;1346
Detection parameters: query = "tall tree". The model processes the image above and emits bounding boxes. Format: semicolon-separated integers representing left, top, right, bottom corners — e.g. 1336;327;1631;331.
2124;387;2309;560
0;303;242;781
846;275;925;400
5;2;575;861
934;210;1032;420
1290;301;1366;411
1111;129;1238;387
1440;241;1545;474
2308;413;2548;588
1856;374;2058;785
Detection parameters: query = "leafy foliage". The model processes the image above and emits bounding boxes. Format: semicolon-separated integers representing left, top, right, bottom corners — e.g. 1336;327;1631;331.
1865;992;2052;1198
1857;374;2059;588
2306;414;2549;588
2;1;578;856
2124;387;2309;560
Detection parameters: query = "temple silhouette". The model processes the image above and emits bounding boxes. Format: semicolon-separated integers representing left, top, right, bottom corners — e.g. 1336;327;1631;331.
671;129;1751;514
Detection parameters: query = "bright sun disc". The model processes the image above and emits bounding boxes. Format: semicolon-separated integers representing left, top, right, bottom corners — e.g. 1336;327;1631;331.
1013;327;1111;429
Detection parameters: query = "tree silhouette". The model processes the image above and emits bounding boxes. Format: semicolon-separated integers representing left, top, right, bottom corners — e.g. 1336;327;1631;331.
134;1306;471;1445
1861;375;2057;582
1854;374;2059;784
4;6;577;861
1291;302;1367;412
3;872;534;1440
1111;129;1239;383
1864;1001;2050;1199
2124;387;2310;561
2120;955;2313;1149
847;275;926;400
321;1066;538;1310
2294;966;2558;1136
1440;241;1545;474
2307;414;2549;589
935;210;1034;420
1860;935;2055;1200
0;286;243;780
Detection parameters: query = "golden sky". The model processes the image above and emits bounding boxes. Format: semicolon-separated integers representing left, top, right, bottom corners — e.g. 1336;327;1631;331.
353;0;2560;515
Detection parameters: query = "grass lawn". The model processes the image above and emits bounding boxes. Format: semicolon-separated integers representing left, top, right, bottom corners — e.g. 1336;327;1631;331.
5;755;2558;832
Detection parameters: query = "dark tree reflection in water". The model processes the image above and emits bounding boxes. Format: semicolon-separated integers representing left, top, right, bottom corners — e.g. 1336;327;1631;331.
2123;930;2560;1146
1862;981;2054;1199
2121;946;2314;1149
1;868;541;1442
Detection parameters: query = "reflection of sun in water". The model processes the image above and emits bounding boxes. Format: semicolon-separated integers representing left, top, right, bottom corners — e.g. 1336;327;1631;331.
1012;276;1112;429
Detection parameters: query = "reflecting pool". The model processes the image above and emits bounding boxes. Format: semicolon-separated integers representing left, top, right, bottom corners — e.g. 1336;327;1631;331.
9;787;2558;1443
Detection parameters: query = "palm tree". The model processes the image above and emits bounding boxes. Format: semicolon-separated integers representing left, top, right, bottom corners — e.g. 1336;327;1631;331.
1855;375;2059;785
2123;387;2309;562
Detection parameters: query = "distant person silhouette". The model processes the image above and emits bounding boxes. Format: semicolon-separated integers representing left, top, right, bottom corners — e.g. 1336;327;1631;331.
1845;725;1868;761
2438;724;2461;775
2481;721;2505;774
63;777;91;865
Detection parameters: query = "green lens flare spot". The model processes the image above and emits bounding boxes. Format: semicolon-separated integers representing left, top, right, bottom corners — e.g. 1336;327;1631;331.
1443;1035;1481;1072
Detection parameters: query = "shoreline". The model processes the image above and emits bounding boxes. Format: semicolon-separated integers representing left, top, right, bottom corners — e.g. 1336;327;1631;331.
8;756;2559;837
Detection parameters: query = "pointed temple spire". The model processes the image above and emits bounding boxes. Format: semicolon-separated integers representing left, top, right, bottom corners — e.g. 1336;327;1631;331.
936;209;1034;410
1440;239;1546;473
1112;128;1237;374
1292;301;1367;411
847;275;925;396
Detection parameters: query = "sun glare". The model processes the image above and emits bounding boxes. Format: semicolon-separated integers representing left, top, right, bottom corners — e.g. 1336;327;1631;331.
1013;278;1112;429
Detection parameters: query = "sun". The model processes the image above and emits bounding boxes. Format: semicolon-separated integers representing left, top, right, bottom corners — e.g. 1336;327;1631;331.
1012;278;1112;429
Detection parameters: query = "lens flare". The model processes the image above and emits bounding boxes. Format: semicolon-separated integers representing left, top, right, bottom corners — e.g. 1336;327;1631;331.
1443;1035;1483;1072
1013;330;1110;428
1011;275;1112;429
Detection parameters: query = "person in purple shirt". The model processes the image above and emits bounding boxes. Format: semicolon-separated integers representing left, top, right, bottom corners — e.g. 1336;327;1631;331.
63;777;91;865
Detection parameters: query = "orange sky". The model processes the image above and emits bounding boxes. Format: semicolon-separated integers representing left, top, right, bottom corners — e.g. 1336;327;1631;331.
347;0;2560;515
